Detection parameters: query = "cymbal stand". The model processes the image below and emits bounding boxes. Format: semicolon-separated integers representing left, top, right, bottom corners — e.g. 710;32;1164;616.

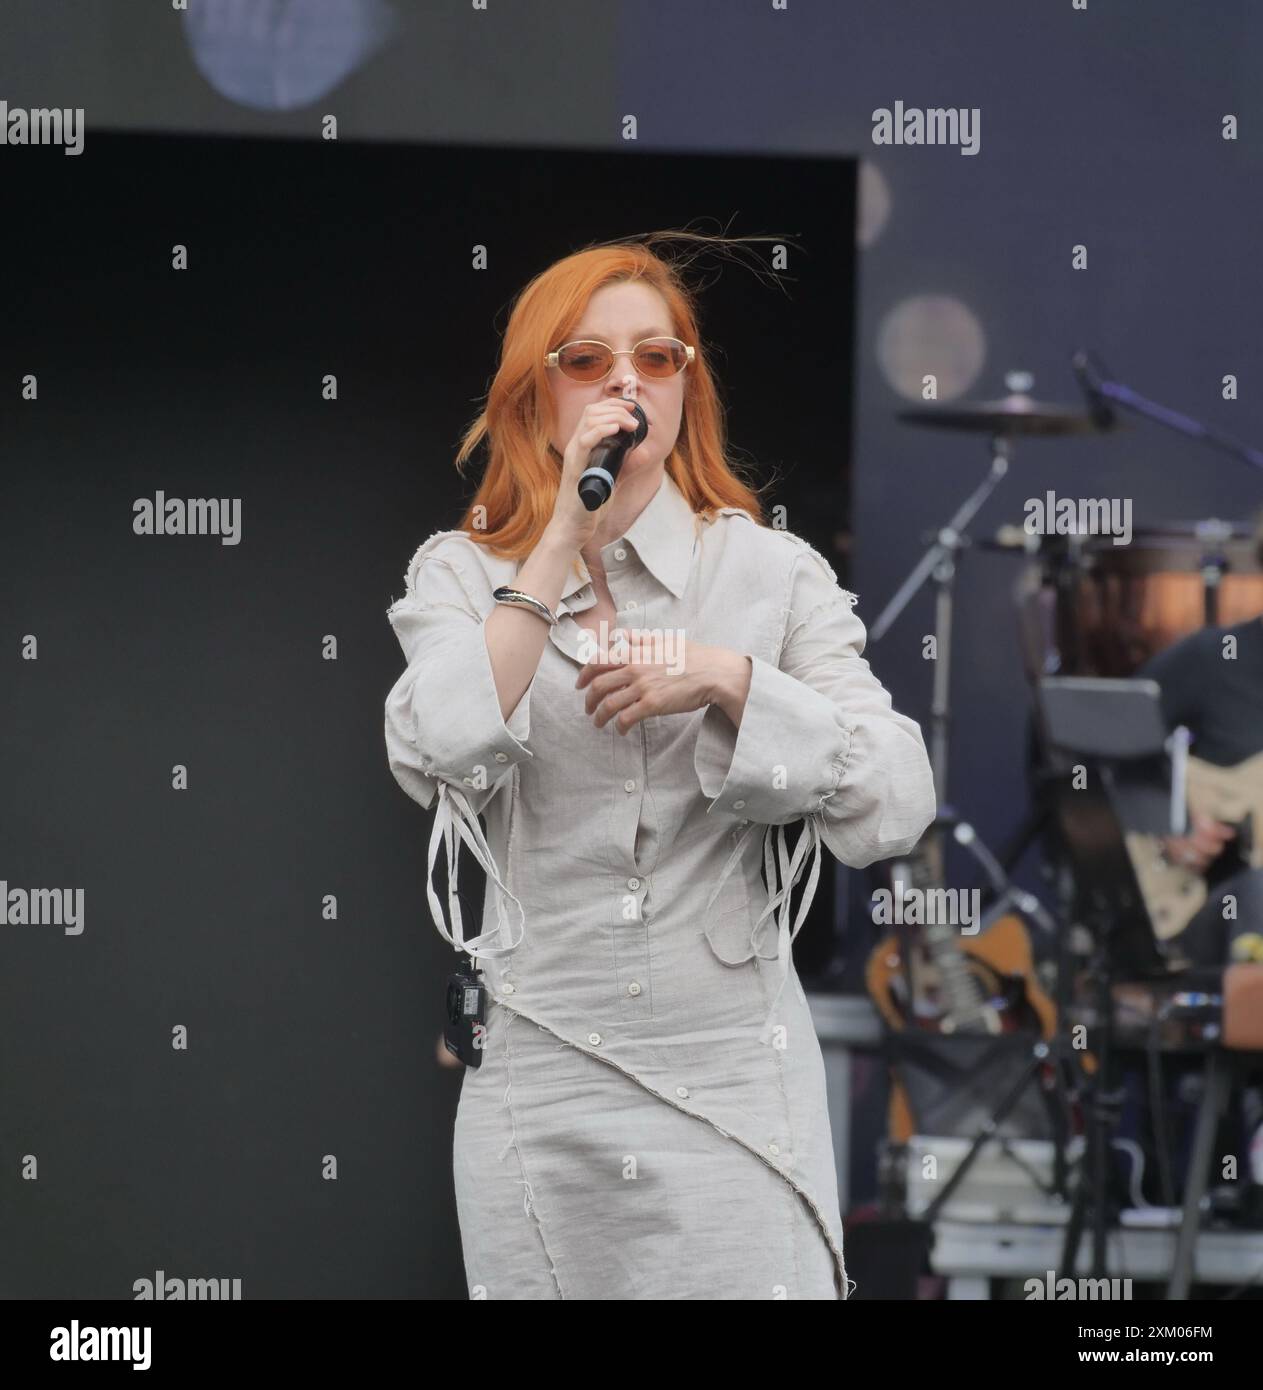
869;434;1011;802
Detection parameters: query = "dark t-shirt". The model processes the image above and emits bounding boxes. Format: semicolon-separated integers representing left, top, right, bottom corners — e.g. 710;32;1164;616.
1137;615;1263;768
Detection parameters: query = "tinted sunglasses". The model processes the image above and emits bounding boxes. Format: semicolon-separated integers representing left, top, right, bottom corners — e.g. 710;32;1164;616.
544;336;695;382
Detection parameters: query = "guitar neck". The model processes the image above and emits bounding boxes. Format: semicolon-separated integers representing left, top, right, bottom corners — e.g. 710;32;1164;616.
895;827;990;1027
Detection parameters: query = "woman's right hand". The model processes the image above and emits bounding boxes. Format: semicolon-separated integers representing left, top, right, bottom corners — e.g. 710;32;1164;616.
547;397;642;550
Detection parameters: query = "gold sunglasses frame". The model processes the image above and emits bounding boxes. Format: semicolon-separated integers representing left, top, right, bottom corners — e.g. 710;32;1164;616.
544;336;696;380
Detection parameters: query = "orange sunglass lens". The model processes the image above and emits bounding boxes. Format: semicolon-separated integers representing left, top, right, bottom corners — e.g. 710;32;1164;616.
557;344;613;380
634;340;686;376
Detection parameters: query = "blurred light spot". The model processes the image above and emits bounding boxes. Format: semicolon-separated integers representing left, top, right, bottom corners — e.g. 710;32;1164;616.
182;0;397;112
876;294;986;402
856;162;891;248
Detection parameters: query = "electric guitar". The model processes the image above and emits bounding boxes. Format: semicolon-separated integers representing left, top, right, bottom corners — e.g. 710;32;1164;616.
865;822;1057;1143
1124;749;1263;941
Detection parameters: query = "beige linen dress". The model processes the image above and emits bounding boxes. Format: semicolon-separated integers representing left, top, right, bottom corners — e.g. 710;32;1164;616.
384;471;936;1299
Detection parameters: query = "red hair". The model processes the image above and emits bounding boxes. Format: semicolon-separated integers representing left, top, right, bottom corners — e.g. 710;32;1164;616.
451;231;781;581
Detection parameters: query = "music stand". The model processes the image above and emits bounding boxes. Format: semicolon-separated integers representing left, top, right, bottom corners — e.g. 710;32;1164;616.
1038;676;1179;1279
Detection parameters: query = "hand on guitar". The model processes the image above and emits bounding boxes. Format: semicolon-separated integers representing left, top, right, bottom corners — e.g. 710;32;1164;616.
1160;812;1237;873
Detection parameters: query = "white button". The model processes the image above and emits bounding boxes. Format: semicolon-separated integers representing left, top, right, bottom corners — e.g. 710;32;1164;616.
501;983;515;995
628;981;641;996
733;800;746;810
494;752;508;762
614;547;627;560
625;599;638;610
588;1032;602;1046
627;877;640;890
624;779;636;792
675;1086;689;1099
768;1142;780;1156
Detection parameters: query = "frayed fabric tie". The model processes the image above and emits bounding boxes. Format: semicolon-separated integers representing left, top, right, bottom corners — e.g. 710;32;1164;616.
426;781;525;958
704;813;824;1045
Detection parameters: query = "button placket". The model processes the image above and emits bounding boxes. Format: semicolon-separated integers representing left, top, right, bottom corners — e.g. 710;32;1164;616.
610;706;653;1021
610;560;645;629
612;870;652;1019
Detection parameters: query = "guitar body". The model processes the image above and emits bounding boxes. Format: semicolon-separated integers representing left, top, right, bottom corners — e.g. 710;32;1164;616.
864;749;1263;1146
1126;750;1263;940
867;911;1056;1038
867;910;1059;1143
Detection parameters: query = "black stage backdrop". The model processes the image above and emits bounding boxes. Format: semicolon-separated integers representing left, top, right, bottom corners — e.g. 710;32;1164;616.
0;132;855;1298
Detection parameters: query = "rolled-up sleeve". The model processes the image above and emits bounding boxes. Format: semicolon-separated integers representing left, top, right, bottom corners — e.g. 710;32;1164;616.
693;543;936;867
384;536;535;817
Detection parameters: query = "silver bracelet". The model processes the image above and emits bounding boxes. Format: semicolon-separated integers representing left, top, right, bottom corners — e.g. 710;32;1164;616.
492;585;557;627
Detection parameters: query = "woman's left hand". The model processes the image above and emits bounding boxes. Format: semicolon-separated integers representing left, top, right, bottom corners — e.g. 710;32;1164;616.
575;636;745;734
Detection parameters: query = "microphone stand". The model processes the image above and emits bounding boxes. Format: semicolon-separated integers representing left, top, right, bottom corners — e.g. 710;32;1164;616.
1094;373;1263;476
1074;350;1263;627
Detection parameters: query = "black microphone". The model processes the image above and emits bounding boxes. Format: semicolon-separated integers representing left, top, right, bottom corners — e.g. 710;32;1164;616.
577;402;648;511
1071;350;1115;430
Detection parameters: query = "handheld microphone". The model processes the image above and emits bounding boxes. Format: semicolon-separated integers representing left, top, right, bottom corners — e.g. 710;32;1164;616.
578;402;648;511
1071;350;1116;430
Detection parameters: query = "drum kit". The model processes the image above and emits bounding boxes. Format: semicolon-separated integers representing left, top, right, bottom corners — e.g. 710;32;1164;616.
866;360;1263;1281
874;360;1263;790
869;355;1263;918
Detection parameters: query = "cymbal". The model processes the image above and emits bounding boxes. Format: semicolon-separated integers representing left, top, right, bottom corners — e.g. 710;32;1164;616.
898;391;1119;436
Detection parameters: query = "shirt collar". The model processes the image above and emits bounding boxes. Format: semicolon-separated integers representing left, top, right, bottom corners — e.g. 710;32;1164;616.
559;470;698;605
